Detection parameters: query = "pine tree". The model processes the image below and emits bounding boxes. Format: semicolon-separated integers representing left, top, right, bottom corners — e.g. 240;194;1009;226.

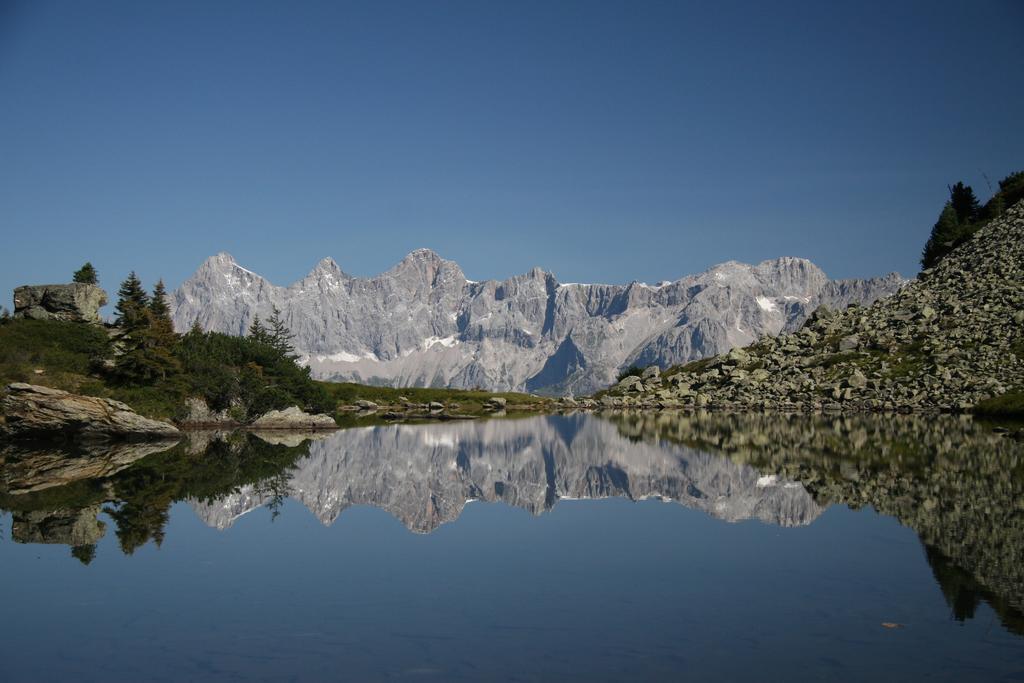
149;280;172;326
948;182;980;225
73;262;98;285
115;272;150;330
997;171;1024;211
248;315;269;344
266;306;295;357
111;274;181;384
921;202;967;270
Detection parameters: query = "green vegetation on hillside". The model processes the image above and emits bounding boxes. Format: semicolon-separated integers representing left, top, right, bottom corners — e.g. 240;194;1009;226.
0;272;332;421
974;391;1024;419
921;171;1024;270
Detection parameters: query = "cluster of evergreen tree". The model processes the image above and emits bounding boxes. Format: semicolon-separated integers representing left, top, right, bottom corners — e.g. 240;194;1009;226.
921;171;1024;270
105;273;331;420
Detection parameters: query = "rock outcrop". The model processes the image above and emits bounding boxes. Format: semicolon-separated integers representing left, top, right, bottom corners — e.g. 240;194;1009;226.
1;383;180;440
178;397;238;427
601;202;1024;412
13;283;108;324
169;250;902;394
249;406;338;430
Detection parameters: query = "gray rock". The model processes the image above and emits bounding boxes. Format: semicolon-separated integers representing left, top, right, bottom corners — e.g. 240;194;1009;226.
617;375;642;390
641;366;661;380
484;397;507;411
249;406;337;430
179;397;236;426
13;283;108;324
1;383;180;441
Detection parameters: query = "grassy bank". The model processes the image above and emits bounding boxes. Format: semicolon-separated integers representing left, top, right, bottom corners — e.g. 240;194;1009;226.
319;382;548;413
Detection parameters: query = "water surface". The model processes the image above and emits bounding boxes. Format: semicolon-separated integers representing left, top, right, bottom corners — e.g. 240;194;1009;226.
1;413;1022;681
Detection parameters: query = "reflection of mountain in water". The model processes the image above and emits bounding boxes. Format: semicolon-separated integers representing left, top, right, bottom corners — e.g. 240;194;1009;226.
190;416;823;532
608;411;1024;636
3;410;1023;641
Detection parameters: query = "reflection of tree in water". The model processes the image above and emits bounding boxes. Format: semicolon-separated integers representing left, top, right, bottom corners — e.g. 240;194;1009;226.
0;433;312;561
923;545;1024;636
253;469;291;522
608;410;1024;636
71;544;97;565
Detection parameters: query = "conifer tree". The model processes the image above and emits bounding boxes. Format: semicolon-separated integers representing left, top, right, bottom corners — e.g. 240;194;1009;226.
115;272;150;330
921;202;963;270
948;182;980;225
248;315;269;344
266;306;295;357
112;274;180;384
73;262;98;285
149;280;172;326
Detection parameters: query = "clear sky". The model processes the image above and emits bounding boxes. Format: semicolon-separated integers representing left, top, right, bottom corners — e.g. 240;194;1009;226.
1;0;1022;306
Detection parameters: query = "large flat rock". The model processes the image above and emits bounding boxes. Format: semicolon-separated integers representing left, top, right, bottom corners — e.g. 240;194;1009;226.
1;383;180;441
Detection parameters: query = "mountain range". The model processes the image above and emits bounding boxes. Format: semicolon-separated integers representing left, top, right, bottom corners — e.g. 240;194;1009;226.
170;249;903;394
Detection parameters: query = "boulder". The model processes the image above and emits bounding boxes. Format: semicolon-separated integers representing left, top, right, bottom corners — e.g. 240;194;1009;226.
354;400;379;411
1;383;180;441
838;335;860;352
179;397;237;426
641;366;661;380
13;284;108;324
617;375;642;390
249;406;337;430
484;396;507;411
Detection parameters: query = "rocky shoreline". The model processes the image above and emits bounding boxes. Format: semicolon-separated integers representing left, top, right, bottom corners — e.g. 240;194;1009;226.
596;202;1024;414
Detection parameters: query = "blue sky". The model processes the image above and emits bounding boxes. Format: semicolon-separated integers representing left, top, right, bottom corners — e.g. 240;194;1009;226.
1;0;1022;304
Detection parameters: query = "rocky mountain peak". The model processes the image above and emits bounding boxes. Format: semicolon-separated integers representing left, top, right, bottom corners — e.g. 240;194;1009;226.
171;250;903;394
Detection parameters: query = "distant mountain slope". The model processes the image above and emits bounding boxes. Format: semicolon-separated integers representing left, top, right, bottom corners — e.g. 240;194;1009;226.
170;249;902;394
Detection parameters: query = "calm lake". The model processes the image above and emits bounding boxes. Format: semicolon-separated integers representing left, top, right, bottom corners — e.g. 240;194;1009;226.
1;413;1022;682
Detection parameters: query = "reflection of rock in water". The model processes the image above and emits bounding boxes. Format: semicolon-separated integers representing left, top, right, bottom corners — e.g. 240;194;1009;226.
606;410;1024;635
191;415;823;533
0;440;178;494
11;504;106;546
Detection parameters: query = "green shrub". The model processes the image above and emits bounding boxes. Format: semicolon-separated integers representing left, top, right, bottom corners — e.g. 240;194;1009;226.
974;391;1024;418
616;366;643;381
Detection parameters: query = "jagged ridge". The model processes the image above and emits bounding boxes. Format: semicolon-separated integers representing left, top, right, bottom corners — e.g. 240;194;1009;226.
170;249;902;394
